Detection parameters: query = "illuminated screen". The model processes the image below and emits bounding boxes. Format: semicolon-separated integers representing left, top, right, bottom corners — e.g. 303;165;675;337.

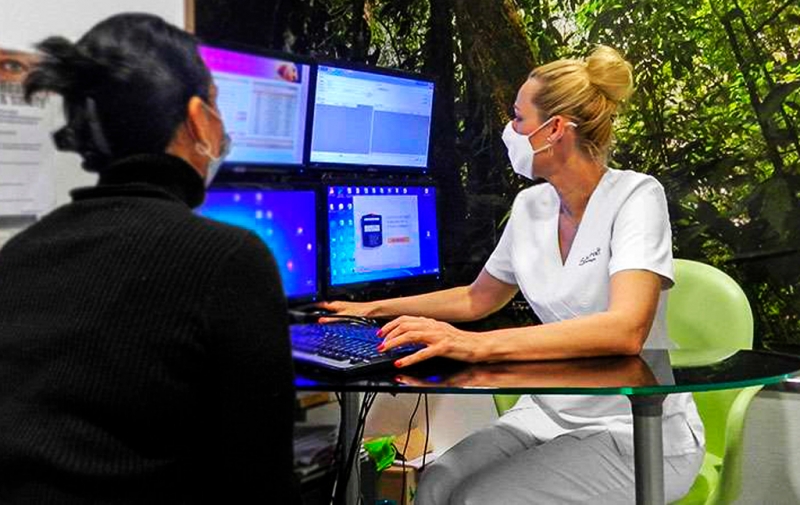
199;45;311;167
327;185;440;287
310;65;434;171
198;189;318;301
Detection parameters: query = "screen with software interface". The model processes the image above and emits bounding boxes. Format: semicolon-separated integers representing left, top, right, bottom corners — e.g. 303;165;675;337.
197;189;318;300
199;45;311;167
327;185;440;287
310;65;434;171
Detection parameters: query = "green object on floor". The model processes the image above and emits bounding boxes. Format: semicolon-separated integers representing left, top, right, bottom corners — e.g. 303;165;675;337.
364;436;397;472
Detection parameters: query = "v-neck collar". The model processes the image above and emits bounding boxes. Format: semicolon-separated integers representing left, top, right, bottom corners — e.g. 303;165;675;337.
551;169;610;267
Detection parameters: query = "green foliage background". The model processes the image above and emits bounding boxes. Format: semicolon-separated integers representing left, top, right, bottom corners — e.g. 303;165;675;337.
197;0;800;349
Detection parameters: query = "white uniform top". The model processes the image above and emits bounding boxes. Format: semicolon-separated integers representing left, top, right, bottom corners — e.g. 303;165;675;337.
484;168;704;456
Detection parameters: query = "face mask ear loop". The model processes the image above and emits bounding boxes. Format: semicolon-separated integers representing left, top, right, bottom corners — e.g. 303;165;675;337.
195;140;215;160
539;119;580;152
194;101;224;160
185;114;215;161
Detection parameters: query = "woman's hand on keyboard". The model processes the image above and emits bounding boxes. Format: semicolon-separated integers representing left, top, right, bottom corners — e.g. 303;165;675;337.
379;316;484;368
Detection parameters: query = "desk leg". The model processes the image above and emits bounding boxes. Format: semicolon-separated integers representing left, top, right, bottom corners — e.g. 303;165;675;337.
630;394;666;505
340;392;360;505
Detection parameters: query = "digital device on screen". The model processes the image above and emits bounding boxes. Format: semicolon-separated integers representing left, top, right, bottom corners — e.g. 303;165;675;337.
198;44;312;169
197;188;319;302
309;63;435;173
326;184;441;299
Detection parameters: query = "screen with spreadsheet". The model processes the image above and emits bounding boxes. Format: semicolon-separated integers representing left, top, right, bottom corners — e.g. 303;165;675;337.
310;64;434;172
199;44;311;168
326;184;440;294
197;188;319;302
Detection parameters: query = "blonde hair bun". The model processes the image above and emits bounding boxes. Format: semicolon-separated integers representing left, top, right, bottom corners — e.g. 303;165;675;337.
585;45;634;104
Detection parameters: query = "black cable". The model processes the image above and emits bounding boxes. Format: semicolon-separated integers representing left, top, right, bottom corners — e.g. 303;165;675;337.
332;391;360;505
335;394;367;504
330;393;346;505
355;395;370;505
332;393;344;479
422;394;430;471
357;392;379;505
357;392;378;505
287;309;379;327
401;394;423;505
334;392;378;505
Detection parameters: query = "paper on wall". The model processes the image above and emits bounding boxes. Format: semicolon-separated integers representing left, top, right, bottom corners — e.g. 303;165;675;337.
0;47;57;217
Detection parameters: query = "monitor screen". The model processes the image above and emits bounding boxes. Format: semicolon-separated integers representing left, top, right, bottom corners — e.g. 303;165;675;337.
310;64;434;172
197;188;319;302
199;44;311;168
327;185;440;293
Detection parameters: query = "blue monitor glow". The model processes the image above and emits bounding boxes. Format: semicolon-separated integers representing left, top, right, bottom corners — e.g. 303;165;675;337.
199;44;312;168
197;188;319;302
326;185;441;297
310;64;435;172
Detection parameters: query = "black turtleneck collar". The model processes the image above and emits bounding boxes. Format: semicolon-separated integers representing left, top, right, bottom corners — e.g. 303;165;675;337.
71;154;206;209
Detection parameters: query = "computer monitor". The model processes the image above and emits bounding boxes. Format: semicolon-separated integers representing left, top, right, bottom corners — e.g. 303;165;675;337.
197;187;319;303
326;184;441;299
199;43;312;169
309;63;435;173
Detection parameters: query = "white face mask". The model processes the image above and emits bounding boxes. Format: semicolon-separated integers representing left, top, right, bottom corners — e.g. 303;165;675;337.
196;132;231;187
502;117;576;179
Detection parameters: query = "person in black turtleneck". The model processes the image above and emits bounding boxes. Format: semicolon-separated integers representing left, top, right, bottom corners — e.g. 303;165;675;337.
0;13;300;504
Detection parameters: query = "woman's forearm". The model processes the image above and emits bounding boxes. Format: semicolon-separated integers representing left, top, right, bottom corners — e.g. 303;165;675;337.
477;311;649;362
365;285;486;322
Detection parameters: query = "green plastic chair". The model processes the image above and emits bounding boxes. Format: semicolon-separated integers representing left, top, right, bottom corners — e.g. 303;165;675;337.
667;259;758;505
492;259;758;505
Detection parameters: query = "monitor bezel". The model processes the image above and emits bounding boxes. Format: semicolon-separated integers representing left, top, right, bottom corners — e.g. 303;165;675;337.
306;58;436;175
198;40;317;173
201;182;323;305
322;178;443;302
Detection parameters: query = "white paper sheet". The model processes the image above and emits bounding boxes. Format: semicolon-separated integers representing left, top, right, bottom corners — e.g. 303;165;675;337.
0;48;57;217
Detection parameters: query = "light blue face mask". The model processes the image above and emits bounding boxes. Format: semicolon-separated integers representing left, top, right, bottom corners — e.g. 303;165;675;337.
201;133;231;187
196;102;231;187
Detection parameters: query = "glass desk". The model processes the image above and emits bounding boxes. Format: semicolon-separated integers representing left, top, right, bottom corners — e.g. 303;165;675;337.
296;349;800;505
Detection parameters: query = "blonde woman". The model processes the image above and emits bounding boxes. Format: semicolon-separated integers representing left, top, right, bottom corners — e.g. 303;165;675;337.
321;46;704;503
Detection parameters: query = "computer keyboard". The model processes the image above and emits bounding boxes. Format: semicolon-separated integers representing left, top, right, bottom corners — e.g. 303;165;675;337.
290;322;423;375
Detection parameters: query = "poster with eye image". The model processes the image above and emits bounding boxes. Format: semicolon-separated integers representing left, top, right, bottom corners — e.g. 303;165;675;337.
0;47;57;217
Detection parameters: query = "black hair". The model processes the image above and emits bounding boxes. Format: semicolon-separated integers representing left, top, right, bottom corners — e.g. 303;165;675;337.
24;13;211;171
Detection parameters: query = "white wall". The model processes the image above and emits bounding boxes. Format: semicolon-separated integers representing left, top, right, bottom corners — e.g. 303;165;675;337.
1;0;185;215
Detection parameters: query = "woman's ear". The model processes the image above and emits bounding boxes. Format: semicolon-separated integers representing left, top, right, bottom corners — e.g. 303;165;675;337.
550;115;572;143
165;96;215;180
185;96;214;149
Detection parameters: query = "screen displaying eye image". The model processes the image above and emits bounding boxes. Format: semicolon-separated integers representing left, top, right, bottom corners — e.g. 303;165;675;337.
199;45;311;167
198;189;318;301
326;185;440;287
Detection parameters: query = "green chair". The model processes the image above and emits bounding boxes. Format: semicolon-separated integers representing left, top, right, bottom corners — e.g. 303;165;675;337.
492;259;758;505
668;259;757;505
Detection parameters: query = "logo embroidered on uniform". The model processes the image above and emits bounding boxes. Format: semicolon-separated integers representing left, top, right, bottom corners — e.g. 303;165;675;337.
579;247;601;266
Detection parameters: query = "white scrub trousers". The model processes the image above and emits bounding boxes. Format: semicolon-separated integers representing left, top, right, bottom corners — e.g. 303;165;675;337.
416;423;704;505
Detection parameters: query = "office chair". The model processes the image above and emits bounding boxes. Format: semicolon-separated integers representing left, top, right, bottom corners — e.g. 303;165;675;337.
493;259;758;505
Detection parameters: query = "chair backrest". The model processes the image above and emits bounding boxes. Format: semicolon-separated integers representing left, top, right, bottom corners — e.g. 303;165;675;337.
667;259;754;350
667;259;754;478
